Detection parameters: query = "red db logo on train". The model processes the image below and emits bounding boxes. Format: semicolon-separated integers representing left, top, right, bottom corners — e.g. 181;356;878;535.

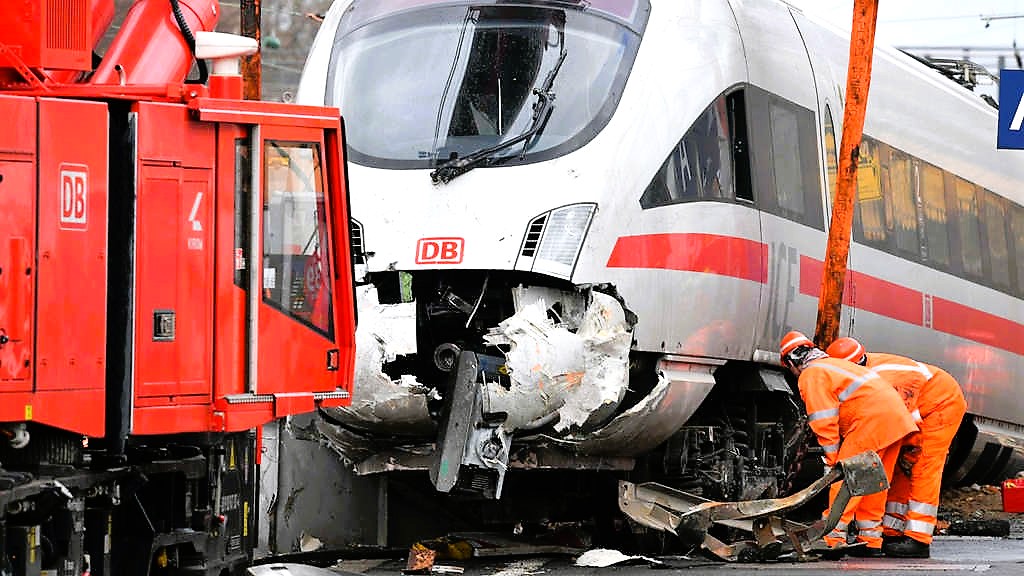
59;164;89;230
416;237;464;264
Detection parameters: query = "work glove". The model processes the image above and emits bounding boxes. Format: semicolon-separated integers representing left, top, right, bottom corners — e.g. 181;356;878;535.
897;444;921;477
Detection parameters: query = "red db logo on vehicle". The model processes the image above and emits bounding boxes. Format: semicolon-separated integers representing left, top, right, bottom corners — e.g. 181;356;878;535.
59;164;89;230
416;237;464;264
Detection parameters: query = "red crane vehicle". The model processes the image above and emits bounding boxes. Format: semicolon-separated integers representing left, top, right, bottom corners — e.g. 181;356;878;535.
0;1;356;574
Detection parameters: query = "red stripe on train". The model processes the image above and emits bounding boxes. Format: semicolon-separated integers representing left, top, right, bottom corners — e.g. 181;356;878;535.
932;297;1024;356
798;256;923;326
606;233;768;283
606;234;1023;356
799;255;1024;356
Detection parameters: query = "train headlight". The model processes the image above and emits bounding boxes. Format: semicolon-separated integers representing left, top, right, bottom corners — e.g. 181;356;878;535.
516;203;596;280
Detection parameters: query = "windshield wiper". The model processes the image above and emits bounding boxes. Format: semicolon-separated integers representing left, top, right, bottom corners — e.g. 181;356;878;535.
431;23;567;185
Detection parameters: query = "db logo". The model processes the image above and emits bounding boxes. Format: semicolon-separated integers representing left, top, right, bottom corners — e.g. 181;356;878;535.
59;164;88;230
416;237;464;264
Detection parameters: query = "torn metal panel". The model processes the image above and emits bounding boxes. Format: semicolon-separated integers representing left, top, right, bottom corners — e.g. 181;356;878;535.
483;290;632;433
510;285;588;327
545;360;716;455
321;284;434;437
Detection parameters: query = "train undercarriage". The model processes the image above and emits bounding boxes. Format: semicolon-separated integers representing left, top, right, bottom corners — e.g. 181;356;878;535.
0;427;257;576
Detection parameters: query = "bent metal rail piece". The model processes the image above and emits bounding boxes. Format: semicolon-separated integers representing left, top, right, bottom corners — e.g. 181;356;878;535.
618;450;888;562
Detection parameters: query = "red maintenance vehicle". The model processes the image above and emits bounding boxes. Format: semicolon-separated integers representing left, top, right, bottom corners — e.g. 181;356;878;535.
0;1;355;574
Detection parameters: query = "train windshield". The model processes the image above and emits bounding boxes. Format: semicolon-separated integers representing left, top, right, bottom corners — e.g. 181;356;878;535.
326;0;650;169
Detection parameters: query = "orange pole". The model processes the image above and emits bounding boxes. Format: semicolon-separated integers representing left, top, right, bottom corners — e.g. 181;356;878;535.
814;0;880;349
241;0;262;100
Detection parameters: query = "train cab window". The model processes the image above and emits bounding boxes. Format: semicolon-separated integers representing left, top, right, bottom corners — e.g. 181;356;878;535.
981;191;1011;290
919;163;950;267
640;148;688;206
263;141;334;337
327;1;649;169
640;93;737;208
954;177;983;278
697;97;735;200
1011;205;1024;294
886;148;919;256
853;139;885;245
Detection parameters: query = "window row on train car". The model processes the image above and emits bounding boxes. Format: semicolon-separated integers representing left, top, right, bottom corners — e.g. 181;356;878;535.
640;84;1024;299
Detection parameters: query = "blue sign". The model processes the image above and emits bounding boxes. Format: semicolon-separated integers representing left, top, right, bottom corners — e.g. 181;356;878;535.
998;69;1024;149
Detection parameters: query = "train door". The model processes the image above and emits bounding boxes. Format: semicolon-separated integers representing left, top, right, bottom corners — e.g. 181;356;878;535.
791;10;862;340
0;97;35;393
251;125;342;397
732;3;823;355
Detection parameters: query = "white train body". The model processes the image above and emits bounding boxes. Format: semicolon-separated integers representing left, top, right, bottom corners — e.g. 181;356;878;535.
298;0;1024;499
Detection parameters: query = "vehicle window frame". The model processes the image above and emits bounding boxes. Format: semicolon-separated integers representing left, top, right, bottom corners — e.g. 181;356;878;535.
325;1;650;169
262;139;336;339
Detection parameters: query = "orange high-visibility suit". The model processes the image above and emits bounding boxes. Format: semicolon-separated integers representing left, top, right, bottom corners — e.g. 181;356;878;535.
797;357;918;549
864;353;967;545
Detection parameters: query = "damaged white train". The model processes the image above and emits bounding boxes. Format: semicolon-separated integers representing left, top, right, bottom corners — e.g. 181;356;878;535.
296;0;1024;501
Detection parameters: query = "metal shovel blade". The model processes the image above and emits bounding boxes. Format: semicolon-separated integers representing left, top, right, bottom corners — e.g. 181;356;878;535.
836;449;889;496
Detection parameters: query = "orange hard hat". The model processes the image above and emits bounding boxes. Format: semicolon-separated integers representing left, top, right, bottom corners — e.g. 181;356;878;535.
826;337;867;365
780;331;814;358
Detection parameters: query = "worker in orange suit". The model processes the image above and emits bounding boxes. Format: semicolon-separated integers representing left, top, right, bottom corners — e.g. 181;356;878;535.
780;331;918;557
826;337;967;559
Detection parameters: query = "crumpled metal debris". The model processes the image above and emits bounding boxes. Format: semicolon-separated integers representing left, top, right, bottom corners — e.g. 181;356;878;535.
318;285;637;478
321;285;435;436
618;450;890;562
483;290;632;433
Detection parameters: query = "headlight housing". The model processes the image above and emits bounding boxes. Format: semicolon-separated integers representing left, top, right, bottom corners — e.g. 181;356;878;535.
515;203;596;279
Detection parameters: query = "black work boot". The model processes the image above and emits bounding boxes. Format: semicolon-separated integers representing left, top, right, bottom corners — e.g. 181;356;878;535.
883;536;930;558
847;545;884;558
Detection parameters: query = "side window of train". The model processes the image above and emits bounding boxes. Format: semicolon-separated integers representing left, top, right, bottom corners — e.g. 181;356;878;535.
853;140;920;258
747;87;822;229
953;177;984;279
825;132;1018;296
1011;205;1024;295
853;138;885;245
919;163;951;268
886;147;919;257
980;190;1011;291
639;91;742;208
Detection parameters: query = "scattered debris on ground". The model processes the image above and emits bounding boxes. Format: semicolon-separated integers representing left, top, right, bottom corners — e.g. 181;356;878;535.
939;482;1024;538
574;549;665;568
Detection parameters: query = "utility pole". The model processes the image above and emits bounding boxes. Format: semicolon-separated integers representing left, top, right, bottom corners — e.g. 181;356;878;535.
814;0;879;349
240;0;261;100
